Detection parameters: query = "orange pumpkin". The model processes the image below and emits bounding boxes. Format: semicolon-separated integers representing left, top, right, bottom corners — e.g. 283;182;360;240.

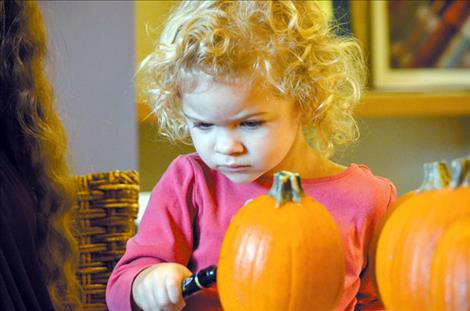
376;158;470;310
217;171;345;311
430;217;470;311
367;189;416;294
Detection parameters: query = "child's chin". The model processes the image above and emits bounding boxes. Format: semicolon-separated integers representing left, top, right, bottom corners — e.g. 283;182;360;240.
221;172;259;184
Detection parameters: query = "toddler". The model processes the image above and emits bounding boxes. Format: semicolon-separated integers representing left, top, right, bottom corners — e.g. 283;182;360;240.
107;1;396;310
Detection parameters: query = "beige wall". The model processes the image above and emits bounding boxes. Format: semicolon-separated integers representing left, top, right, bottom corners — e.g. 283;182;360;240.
40;1;137;175
135;1;180;103
335;116;470;194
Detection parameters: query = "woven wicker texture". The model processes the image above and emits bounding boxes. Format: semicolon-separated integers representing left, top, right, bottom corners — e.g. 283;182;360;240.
74;171;139;310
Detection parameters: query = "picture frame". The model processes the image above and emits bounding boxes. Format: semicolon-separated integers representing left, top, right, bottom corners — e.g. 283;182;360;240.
370;0;470;92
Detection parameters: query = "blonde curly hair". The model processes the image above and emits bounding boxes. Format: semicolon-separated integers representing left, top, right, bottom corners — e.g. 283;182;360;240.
141;0;366;157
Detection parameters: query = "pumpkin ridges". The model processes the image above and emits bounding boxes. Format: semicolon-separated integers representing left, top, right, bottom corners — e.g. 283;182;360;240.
393;189;462;309
369;189;417;299
376;158;470;311
430;218;470;311
219;196;274;308
375;192;423;309
376;189;443;310
303;196;345;307
256;199;343;309
267;202;295;310
282;198;345;310
376;161;451;310
217;172;345;311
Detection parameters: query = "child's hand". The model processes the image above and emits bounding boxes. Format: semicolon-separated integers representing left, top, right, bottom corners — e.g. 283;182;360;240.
132;262;192;311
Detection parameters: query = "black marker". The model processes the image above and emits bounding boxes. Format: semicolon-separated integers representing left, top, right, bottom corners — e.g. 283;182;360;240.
181;265;217;298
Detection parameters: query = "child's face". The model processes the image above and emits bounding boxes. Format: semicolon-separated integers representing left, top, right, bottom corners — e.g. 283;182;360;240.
181;77;301;183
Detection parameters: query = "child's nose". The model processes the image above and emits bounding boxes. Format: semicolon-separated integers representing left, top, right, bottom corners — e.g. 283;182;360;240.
214;130;244;155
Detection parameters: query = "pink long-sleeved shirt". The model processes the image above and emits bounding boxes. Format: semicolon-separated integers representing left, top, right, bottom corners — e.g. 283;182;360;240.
106;153;396;311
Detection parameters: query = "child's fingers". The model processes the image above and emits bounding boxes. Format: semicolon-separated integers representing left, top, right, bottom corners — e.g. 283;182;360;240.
155;274;172;308
133;263;190;311
165;274;185;307
141;284;155;310
132;274;156;310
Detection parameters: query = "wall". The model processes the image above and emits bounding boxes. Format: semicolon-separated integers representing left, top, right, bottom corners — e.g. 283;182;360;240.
335;116;470;194
136;0;185;190
135;0;179;104
39;1;137;175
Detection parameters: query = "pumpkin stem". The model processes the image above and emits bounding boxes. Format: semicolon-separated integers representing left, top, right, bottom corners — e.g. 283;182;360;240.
418;161;451;192
449;156;470;189
268;171;304;207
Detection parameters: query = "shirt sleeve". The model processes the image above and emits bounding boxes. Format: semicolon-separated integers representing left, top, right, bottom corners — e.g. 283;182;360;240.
106;156;198;311
355;179;397;310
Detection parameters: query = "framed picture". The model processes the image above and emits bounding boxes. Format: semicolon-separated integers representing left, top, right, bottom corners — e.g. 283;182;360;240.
371;0;470;91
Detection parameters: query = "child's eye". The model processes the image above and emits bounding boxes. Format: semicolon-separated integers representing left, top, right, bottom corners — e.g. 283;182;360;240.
240;120;265;129
193;122;213;130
